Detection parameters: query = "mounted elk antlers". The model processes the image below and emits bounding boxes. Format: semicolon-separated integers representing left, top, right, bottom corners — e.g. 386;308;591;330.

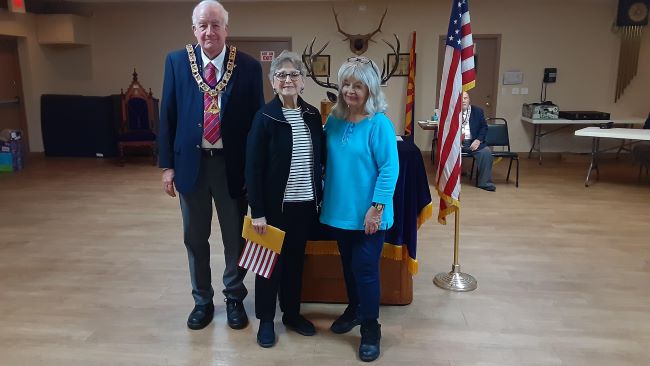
333;7;387;56
303;34;400;103
380;34;401;85
303;38;339;102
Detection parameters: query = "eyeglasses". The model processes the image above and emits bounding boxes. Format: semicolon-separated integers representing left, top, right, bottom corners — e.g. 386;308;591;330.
274;71;302;81
346;57;380;78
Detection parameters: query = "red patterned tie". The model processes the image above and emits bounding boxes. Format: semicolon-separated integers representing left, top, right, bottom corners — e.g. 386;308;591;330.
203;62;221;144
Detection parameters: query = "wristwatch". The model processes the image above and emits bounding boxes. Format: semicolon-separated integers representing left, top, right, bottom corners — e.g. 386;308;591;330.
372;202;385;212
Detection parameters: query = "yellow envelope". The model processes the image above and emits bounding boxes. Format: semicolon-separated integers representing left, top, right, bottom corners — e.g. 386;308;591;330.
241;216;285;254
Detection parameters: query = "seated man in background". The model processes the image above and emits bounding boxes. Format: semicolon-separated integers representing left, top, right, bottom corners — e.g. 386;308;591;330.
461;91;496;192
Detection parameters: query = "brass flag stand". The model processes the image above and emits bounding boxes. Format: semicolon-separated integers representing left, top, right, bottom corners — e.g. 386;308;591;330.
433;209;477;291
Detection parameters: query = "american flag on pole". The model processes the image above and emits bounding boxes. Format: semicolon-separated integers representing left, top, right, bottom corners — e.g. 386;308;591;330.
403;31;416;140
238;239;279;279
435;0;476;224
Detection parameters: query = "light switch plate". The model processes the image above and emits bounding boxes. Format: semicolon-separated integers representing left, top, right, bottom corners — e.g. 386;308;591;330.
520;87;529;95
512;87;520;95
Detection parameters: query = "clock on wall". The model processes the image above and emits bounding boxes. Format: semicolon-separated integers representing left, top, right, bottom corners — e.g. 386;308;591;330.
617;0;649;26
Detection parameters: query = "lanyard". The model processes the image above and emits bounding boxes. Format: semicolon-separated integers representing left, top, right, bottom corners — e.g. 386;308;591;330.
461;107;470;128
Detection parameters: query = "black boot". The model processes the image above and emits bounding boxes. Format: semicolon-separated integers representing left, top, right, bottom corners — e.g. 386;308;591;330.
282;314;316;336
256;320;276;348
359;320;381;362
330;305;360;334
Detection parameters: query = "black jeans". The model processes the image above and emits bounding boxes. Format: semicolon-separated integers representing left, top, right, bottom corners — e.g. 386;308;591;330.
255;200;317;321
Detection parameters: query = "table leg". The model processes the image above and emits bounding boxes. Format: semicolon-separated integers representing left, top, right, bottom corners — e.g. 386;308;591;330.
431;126;438;167
528;125;536;159
431;137;436;165
585;137;600;187
528;125;543;164
537;125;543;165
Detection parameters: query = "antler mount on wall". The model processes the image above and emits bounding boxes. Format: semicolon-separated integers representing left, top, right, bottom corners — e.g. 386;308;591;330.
332;7;388;55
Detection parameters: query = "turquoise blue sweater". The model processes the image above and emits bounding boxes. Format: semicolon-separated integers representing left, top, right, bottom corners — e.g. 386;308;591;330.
320;112;399;230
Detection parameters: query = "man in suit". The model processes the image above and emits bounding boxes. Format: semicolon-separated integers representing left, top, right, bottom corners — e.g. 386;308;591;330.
158;0;265;330
461;92;496;191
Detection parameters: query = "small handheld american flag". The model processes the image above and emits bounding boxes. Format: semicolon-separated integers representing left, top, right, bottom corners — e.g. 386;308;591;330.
238;216;285;279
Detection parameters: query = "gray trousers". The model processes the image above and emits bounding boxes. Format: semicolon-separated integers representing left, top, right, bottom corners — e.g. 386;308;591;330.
463;141;495;188
179;155;248;306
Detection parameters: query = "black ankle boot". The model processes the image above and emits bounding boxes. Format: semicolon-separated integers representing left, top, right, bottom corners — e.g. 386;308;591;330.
359;320;381;362
330;305;360;334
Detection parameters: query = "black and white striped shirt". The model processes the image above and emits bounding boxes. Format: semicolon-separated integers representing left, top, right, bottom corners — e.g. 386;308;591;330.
282;107;314;202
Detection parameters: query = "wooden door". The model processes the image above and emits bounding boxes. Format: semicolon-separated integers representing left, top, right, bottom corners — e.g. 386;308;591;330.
436;34;501;118
0;36;28;150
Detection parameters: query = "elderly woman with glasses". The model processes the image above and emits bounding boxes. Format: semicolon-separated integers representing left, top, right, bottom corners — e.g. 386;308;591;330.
245;50;324;348
320;57;399;362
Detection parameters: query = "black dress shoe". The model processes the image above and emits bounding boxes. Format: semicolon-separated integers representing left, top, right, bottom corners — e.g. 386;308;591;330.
225;299;248;329
478;185;496;192
257;320;276;348
282;314;316;336
187;303;214;330
359;320;381;362
330;307;360;334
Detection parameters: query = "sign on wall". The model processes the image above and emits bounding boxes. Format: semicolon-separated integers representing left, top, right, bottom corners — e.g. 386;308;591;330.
9;0;26;13
260;51;274;62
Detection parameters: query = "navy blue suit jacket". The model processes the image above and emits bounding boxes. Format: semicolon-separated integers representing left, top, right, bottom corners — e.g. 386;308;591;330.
158;45;265;197
468;105;488;150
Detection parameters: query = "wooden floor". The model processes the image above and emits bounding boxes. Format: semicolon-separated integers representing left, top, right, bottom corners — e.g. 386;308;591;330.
1;154;649;366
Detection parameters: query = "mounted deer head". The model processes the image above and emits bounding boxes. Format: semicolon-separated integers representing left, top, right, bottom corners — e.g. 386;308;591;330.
333;7;387;56
302;34;400;103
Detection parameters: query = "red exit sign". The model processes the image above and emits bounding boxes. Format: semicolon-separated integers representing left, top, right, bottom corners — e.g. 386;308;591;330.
10;0;26;13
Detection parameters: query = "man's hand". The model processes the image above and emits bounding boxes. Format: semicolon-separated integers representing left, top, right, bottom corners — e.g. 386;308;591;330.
252;217;267;235
470;139;481;151
162;169;176;197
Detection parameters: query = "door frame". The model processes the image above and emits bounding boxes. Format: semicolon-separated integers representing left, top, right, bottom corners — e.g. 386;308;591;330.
227;37;292;102
0;35;29;152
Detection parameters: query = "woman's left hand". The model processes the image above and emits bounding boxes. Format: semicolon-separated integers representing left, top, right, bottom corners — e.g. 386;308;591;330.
363;206;383;235
252;216;268;235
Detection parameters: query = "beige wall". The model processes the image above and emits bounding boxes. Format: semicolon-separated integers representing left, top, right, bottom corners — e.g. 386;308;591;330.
1;0;648;152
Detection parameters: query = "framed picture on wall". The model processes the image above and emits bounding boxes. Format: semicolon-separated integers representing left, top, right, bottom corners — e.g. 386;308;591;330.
302;55;330;77
387;53;412;77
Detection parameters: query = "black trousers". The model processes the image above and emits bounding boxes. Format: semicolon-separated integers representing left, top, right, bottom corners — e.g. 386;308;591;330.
255;200;317;321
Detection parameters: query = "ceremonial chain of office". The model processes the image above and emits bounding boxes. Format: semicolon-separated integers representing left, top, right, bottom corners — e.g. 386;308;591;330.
186;44;237;97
